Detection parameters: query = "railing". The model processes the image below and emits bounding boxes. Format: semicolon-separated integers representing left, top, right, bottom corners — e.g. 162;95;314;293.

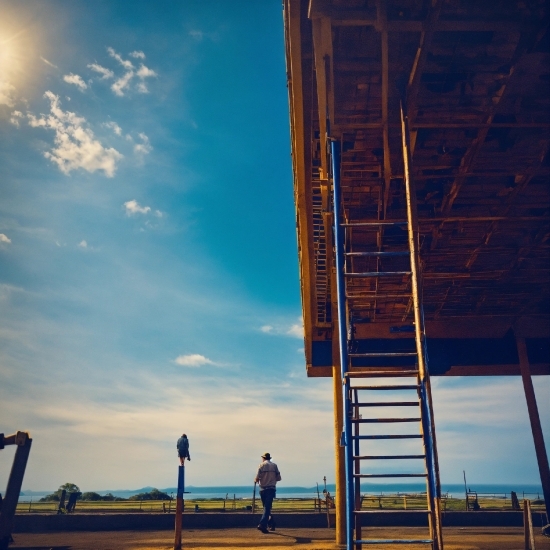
16;493;547;514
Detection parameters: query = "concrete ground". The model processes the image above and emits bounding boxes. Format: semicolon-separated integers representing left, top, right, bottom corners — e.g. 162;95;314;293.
8;527;550;550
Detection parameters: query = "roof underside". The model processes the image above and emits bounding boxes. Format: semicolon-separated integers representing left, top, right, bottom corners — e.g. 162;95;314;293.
284;0;550;376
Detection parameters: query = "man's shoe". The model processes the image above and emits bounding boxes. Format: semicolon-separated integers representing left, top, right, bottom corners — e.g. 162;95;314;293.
257;525;269;534
268;525;275;531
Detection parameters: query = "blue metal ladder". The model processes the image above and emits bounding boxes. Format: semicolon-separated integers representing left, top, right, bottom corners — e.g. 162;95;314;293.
330;105;444;550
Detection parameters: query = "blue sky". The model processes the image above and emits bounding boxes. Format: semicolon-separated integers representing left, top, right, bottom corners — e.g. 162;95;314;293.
0;0;548;493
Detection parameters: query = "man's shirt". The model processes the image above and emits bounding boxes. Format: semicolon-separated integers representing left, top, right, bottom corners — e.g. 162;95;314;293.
255;460;281;490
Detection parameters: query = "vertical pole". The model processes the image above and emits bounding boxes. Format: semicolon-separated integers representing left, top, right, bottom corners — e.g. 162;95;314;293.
174;465;184;550
516;333;550;518
400;100;443;550
463;471;469;511
331;138;355;550
329;205;346;546
0;433;32;550
333;357;346;544
353;389;362;549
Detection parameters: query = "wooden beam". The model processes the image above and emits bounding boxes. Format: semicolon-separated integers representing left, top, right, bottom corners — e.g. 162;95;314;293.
376;0;392;218
406;0;443;123
515;333;550;517
284;0;316;366
441;23;550;215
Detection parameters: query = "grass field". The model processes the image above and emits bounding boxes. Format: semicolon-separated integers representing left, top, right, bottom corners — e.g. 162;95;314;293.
16;494;547;514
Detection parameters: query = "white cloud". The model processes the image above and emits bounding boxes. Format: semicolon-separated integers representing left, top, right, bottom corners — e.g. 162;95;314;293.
10;110;23;127
88;63;114;80
107;47;134;71
40;56;58;69
102;121;122;136
0;234;12;244
189;30;204;41
123;200;151;216
91;48;156;97
78;240;87;248
174;354;217;367
136;64;156;79
287;322;304;338
26;91;123;177
0;80;16;107
63;73;88;91
133;132;152;158
111;70;134;97
260;318;304;339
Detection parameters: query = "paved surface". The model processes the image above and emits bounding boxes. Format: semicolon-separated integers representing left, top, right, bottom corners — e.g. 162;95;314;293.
8;527;550;549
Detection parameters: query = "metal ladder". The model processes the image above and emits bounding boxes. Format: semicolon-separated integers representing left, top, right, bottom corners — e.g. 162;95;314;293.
330;104;444;550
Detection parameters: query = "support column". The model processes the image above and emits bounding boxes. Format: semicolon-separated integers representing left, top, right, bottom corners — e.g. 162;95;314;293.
516;333;550;518
174;465;184;550
331;138;354;550
0;432;32;550
400;101;443;550
332;334;346;545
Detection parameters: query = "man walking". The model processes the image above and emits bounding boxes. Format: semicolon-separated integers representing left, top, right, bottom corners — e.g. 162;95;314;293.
176;433;191;465
254;452;281;534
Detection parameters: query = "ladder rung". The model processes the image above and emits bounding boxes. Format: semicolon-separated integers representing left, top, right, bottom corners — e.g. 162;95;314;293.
354;474;428;478
346;271;411;278
354;540;432;545
353;402;419;407
342;221;408;227
355;510;430;514
345;251;409;256
351;385;418;390
346;371;419;378
354;455;425;460
352;435;422;440
351;418;421;423
349;352;417;357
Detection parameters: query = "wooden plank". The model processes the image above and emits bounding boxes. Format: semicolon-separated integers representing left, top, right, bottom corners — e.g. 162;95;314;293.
284;0;316;366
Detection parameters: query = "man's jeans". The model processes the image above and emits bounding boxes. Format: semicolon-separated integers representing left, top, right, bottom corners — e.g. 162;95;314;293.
259;488;276;528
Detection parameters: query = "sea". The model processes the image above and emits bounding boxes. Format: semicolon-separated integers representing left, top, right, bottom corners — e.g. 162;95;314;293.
18;483;545;502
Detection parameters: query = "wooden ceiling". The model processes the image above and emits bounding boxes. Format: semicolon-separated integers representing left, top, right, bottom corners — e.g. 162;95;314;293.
284;0;550;375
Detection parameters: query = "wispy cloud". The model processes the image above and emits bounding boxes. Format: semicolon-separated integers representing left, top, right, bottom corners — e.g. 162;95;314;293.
133;132;152;159
78;240;88;249
0;234;12;244
123;200;151;216
27;91;123;177
102;121;122;136
105;47;157;97
87;63;114;80
260;318;304;339
0;80;16;107
10;110;23;127
63;73;88;91
40;56;58;69
174;354;218;367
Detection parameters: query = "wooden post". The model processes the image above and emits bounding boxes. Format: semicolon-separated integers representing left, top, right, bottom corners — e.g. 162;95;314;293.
174;465;184;550
523;499;536;550
516;333;550;519
0;432;32;549
332;335;346;545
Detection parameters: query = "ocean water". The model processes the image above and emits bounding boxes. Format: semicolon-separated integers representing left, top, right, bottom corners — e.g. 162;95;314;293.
18;483;545;502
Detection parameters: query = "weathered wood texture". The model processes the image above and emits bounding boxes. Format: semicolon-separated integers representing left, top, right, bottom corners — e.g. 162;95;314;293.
285;0;550;376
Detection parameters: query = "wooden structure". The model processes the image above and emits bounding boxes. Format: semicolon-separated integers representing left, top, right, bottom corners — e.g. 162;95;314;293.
283;0;550;547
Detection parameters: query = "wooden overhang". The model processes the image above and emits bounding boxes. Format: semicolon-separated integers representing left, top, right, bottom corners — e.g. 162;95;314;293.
283;0;550;377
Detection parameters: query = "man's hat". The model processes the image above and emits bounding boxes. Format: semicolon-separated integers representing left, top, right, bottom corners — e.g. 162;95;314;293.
261;452;271;460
